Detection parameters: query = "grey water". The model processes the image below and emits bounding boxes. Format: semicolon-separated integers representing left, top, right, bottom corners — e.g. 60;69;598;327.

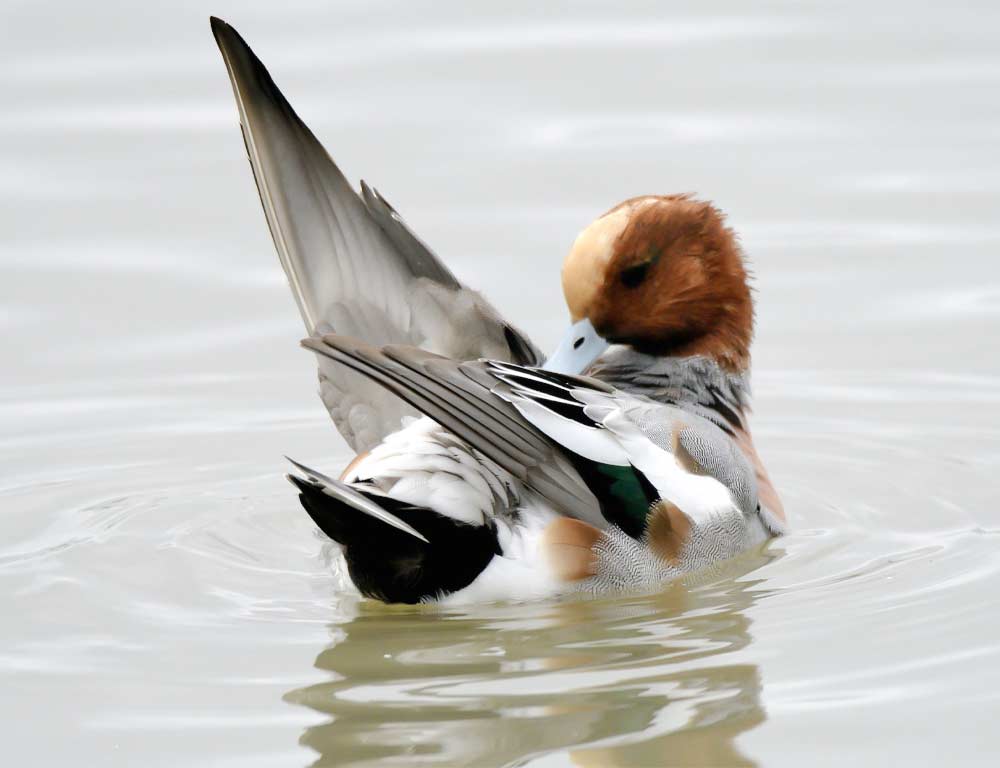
3;1;1000;765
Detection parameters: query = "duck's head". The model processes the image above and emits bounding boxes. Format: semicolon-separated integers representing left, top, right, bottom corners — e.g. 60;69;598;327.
544;195;754;375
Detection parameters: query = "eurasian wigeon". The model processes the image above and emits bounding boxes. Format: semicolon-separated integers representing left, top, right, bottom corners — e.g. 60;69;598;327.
212;18;785;604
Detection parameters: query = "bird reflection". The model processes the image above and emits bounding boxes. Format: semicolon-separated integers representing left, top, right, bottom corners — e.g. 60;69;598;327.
286;548;776;767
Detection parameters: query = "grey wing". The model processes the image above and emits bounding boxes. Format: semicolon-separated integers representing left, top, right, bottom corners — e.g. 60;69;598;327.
211;19;542;452
301;335;604;527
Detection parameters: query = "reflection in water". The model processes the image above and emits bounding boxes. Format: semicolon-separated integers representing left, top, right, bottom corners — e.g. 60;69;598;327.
287;550;775;767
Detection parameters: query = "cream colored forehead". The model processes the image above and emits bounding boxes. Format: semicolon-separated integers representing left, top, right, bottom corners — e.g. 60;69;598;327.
561;198;658;320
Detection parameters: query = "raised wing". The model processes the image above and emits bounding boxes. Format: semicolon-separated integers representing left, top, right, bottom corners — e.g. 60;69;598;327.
211;18;542;451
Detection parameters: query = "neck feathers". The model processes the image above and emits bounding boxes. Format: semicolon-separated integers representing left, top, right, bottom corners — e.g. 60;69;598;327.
588;348;751;433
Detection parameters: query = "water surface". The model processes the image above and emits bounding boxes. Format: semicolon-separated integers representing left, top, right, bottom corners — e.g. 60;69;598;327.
3;1;1000;765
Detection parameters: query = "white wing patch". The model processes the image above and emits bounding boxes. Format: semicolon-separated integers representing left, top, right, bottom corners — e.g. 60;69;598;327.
493;367;740;525
505;396;629;466
595;409;738;525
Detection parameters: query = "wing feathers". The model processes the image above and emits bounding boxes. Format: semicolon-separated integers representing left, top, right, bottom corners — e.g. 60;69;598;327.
302;337;535;477
359;182;461;290
385;348;542;459
302;335;599;518
285;458;429;543
505;397;629;466
212;18;543;451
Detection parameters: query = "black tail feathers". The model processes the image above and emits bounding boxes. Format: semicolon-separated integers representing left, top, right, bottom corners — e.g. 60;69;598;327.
290;475;499;604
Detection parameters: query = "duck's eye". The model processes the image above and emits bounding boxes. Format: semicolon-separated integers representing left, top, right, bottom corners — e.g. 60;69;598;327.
619;261;651;289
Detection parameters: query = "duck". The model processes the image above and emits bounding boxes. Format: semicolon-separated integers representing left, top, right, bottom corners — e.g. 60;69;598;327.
211;17;786;605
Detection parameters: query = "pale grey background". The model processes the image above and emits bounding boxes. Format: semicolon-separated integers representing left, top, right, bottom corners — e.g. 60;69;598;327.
3;2;999;766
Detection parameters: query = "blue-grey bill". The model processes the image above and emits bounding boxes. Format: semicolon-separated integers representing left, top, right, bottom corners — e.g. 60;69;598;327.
542;318;610;375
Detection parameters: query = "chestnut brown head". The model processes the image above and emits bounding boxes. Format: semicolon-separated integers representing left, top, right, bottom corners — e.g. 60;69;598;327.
548;195;754;374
